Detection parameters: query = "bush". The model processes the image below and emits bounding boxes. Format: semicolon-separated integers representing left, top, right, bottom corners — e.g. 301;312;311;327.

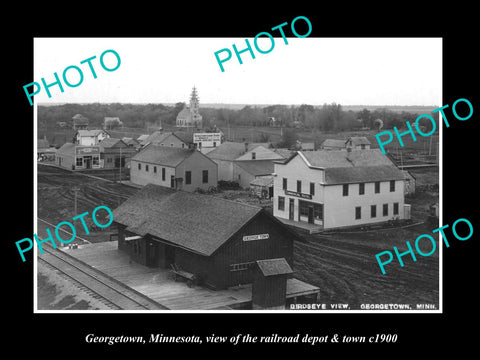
217;180;240;190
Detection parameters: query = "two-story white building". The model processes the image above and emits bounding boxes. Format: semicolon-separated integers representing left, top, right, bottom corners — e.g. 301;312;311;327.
273;149;407;230
74;129;110;146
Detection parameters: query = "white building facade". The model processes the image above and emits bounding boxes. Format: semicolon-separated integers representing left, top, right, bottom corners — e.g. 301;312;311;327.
273;150;406;230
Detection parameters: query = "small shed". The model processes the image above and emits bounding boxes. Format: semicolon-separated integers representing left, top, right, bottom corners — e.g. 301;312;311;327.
72;114;89;130
250;176;274;199
402;170;416;195
320;139;346;150
252;258;293;310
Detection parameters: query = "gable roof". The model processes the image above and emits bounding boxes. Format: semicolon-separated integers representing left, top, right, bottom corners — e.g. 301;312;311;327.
174;131;194;144
206;142;270;161
301;149;395;168
325;165;405;184
299;142;315;150
348;136;371;145
236;145;285;161
278;150;404;184
235;160;275;176
131;144;195;167
321;139;346;148
76;129;108;137
122;137;139;146
56;142;76;155
99;138;128;149
72;114;89;124
256;258;293;276
140;131;171;146
140;131;194;147
273;148;294;159
112;184;263;256
250;176;274;187
206;142;247;161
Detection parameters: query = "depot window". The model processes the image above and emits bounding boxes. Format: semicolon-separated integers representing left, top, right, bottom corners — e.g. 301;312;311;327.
230;262;255;272
76;157;83;167
278;196;285;211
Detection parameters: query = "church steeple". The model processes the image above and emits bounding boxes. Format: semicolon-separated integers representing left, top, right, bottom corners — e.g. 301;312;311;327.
176;86;203;129
190;86;200;115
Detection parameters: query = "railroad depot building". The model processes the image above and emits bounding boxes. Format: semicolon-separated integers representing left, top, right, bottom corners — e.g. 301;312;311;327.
112;184;307;291
130;145;217;192
273;149;407;230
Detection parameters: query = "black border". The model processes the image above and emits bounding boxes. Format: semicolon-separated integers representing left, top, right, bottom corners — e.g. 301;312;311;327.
7;4;478;355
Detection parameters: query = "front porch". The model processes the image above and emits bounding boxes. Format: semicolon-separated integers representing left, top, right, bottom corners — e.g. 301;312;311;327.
276;217;324;234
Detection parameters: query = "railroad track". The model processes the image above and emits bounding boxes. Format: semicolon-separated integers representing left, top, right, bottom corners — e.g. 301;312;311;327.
38;245;168;310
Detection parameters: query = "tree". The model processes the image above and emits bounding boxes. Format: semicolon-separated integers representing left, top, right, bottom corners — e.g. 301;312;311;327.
277;129;298;148
358;108;373;128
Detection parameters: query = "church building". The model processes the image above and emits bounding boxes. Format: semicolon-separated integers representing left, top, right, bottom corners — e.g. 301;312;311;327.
176;86;203;129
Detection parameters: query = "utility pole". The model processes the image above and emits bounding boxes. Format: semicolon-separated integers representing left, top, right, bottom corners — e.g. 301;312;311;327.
119;146;122;183
73;186;80;215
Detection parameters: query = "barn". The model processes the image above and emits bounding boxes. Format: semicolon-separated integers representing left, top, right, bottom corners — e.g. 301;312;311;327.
112;184;304;290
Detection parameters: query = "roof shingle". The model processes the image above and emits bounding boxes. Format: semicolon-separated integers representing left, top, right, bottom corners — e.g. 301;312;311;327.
131;145;194;167
256;258;293;276
112;184;263;256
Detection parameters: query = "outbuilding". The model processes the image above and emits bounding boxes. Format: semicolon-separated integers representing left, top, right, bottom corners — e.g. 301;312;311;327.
99;138;137;169
112;184;305;290
233;160;275;189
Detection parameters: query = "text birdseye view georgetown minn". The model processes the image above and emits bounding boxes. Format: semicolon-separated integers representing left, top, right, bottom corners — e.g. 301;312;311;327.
35;82;441;311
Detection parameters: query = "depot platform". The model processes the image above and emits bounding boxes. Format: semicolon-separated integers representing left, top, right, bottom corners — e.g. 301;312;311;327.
60;241;319;310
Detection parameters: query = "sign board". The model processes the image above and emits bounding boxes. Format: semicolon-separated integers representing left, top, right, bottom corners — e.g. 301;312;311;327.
242;233;270;241
285;190;312;199
76;146;100;155
193;132;222;147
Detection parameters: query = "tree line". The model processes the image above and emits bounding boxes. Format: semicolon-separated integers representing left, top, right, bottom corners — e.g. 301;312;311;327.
38;102;437;133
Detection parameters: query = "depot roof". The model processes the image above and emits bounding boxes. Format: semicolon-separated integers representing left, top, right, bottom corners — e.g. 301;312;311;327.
113;184;303;256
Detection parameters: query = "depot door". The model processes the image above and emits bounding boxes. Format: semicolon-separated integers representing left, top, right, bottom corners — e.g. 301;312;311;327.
147;241;159;267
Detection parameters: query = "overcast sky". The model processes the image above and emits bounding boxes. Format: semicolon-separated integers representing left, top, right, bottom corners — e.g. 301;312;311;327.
34;37;442;106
